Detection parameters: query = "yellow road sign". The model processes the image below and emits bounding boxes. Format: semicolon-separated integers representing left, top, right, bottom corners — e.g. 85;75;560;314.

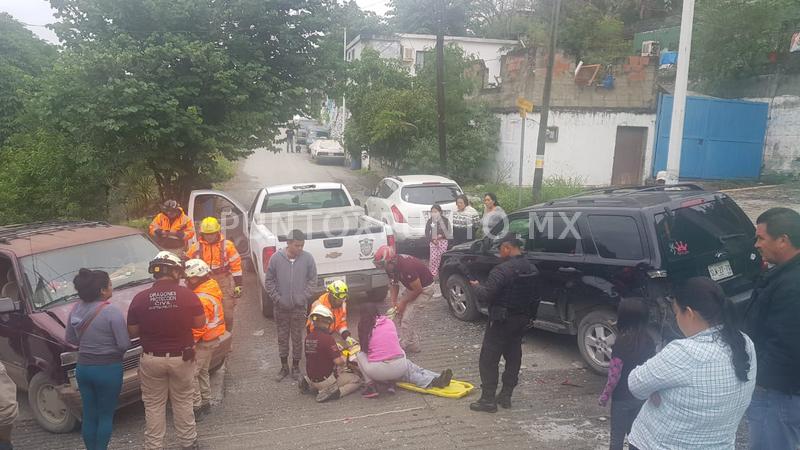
516;97;533;113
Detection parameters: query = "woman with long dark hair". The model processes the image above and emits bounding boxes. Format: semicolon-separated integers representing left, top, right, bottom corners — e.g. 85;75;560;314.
626;277;756;450
598;298;656;450
66;269;130;450
357;303;453;398
481;193;506;238
452;194;480;245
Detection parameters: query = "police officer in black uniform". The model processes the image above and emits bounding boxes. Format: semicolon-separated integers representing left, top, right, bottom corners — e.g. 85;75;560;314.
469;233;538;413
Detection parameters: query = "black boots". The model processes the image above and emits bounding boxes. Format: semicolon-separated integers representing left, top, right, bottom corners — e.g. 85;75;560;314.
469;390;498;413
497;386;514;409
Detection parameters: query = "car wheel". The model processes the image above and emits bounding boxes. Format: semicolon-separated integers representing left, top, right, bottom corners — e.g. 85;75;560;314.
366;286;388;303
259;283;274;319
577;309;618;374
28;372;79;433
444;274;480;321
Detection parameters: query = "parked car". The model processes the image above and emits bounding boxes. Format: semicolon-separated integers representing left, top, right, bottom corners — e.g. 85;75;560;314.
309;139;345;165
187;183;394;319
307;127;330;147
365;175;463;250
438;184;761;373
0;221;231;433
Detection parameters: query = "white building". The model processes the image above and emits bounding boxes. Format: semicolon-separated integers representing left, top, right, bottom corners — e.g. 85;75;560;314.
345;33;517;85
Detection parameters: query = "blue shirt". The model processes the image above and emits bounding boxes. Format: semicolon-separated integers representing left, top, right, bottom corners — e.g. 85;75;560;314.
628;326;757;450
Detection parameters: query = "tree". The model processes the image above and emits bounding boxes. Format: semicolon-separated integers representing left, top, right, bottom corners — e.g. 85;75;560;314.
559;3;629;63
387;0;475;36
37;0;333;201
692;0;800;94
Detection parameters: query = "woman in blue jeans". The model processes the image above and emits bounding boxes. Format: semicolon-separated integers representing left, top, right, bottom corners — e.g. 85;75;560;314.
66;269;130;450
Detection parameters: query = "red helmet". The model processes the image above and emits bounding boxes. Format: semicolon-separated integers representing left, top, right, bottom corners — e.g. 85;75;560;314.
373;245;396;266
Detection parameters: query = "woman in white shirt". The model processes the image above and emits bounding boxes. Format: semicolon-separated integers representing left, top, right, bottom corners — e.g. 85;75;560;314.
627;277;756;450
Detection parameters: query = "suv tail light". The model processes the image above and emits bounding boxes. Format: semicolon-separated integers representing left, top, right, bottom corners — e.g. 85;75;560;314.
262;246;276;269
391;205;405;223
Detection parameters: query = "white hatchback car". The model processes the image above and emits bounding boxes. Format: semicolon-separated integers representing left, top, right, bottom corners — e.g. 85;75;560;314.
365;175;463;248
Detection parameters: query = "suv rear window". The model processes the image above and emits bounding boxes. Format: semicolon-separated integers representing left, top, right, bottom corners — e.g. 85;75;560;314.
400;184;460;205
655;197;754;261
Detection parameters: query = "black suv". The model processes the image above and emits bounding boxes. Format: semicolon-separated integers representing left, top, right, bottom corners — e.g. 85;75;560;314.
439;185;762;373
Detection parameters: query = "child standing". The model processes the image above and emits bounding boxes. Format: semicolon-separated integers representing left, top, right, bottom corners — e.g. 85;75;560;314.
598;298;656;450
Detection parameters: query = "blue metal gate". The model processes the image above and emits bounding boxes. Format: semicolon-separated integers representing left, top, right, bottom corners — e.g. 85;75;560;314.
652;95;768;179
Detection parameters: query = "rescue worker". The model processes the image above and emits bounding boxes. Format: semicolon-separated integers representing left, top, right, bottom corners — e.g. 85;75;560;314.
307;280;355;345
468;233;538;413
299;305;362;402
373;245;434;354
149;200;195;253
186;217;243;332
127;251;205;450
184;259;226;419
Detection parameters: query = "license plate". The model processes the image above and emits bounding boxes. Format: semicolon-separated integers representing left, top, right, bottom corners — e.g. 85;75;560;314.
323;276;346;287
708;260;734;281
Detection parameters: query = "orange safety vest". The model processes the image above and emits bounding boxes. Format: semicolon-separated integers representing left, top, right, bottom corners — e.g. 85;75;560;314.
306;293;348;335
186;237;242;277
192;279;226;342
148;210;195;248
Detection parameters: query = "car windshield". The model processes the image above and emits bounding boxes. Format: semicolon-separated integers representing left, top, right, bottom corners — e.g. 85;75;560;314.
655;197;754;261
262;189;351;213
20;235;158;309
400;184;461;205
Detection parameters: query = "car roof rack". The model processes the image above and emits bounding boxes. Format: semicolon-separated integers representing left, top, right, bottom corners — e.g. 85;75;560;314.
565;183;704;199
0;221;110;244
390;175;403;182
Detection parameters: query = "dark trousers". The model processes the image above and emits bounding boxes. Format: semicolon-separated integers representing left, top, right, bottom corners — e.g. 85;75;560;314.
609;398;644;450
478;314;528;395
276;306;306;362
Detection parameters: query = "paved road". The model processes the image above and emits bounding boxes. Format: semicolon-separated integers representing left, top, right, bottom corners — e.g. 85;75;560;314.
12;149;618;449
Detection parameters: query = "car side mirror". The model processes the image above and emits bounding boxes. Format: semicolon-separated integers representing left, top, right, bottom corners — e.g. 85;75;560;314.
353;199;361;207
0;297;18;314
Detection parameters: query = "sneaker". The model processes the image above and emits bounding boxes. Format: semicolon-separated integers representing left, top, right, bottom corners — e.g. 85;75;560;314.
290;366;300;381
181;441;200;450
316;387;342;403
431;369;453;389
362;383;379;399
386;383;397;395
275;365;290;382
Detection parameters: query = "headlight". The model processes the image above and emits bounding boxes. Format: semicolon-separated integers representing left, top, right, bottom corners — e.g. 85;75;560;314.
60;351;78;366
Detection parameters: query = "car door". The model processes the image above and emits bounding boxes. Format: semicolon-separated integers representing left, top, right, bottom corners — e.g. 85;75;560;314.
188;190;251;259
0;255;30;387
528;210;587;332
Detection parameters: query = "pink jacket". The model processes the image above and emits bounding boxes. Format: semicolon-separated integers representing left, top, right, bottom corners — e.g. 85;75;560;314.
367;316;405;362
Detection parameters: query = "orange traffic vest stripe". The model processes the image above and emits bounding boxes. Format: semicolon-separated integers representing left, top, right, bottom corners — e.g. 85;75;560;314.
192;279;226;342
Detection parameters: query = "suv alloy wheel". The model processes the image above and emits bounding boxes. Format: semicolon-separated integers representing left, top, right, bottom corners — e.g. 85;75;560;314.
577;309;618;374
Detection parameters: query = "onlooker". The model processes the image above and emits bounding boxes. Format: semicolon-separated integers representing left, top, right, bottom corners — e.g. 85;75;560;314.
451;194;480;245
425;204;451;280
468;234;537;413
357;303;453;398
300;304;361;402
481;193;506;238
128;252;206;450
66;269;130;450
285;127;295;153
265;229;318;381
373;245;435;354
627;277;756;450
0;362;17;450
598;298;656;450
741;207;800;450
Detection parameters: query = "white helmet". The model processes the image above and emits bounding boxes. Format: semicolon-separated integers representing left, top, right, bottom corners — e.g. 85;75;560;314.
309;304;334;321
148;251;183;274
184;259;211;278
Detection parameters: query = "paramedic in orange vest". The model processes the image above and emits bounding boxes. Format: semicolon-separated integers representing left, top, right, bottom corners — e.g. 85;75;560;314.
149;200;195;253
184;259;226;418
307;280;356;346
186;217;243;332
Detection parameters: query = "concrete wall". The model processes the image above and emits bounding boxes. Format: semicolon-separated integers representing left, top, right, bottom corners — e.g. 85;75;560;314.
742;95;800;175
493;110;656;186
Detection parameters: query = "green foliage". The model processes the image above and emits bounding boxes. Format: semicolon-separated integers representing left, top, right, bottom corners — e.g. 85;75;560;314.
464;176;586;213
560;4;629;63
692;0;800;94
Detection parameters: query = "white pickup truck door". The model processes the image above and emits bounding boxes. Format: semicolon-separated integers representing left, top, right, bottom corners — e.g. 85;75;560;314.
187;190;251;259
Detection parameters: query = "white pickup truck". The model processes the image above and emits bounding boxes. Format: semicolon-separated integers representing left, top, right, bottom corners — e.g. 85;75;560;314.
187;183;393;318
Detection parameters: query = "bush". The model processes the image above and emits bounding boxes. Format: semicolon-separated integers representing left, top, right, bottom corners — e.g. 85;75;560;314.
464;176;585;214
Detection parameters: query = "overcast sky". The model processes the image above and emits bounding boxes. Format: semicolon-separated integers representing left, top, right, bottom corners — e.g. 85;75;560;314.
0;0;391;45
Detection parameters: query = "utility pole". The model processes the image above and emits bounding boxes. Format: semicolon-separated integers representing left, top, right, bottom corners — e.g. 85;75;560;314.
664;0;696;184
531;0;561;202
435;0;448;173
342;27;347;138
517;111;527;208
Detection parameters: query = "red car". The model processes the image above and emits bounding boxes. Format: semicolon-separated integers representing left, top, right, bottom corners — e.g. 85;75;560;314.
0;221;231;433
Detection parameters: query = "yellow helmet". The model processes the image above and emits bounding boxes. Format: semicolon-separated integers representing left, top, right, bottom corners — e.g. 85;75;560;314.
200;217;221;234
326;280;348;300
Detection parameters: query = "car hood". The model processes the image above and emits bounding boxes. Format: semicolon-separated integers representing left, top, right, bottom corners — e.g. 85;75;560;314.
36;281;154;330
